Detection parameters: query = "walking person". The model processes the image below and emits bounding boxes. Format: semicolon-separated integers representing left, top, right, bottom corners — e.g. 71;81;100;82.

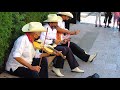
112;12;120;29
104;12;113;28
118;17;120;31
95;12;102;27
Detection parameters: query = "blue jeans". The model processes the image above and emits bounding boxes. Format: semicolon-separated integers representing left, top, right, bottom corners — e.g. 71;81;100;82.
8;58;48;78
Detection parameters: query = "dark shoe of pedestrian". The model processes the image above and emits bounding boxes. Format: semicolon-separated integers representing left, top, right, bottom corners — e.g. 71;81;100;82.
86;73;100;78
107;25;111;28
99;25;102;27
104;25;106;28
95;25;97;27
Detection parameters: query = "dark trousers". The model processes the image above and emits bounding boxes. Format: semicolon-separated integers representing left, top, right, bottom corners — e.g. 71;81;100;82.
118;17;120;31
8;58;48;78
65;12;81;30
70;12;81;24
65;20;70;30
62;42;90;62
53;45;79;70
104;12;112;25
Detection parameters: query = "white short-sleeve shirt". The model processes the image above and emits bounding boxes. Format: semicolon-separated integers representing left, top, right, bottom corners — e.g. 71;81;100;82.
40;24;57;45
5;35;36;72
58;21;66;29
58;21;68;40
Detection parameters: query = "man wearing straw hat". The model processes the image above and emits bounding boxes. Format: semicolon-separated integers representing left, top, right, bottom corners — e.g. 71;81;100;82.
40;14;84;77
56;12;97;63
5;22;50;78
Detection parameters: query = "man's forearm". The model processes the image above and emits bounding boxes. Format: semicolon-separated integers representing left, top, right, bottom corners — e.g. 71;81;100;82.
56;26;71;34
14;57;32;69
56;26;76;35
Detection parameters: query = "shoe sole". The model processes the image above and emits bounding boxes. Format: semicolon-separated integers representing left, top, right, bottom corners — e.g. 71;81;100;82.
71;71;84;73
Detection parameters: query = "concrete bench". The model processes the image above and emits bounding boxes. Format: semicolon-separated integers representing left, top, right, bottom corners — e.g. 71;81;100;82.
0;71;19;78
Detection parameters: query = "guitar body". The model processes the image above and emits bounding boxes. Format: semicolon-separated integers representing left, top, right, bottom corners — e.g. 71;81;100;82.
33;39;66;59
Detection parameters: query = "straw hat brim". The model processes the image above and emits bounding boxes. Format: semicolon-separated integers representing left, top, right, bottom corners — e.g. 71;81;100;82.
57;12;73;18
43;15;62;22
43;20;60;22
22;23;47;32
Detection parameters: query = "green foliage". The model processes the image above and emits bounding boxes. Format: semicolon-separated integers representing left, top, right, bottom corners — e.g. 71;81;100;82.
23;12;55;23
0;12;55;68
0;12;13;66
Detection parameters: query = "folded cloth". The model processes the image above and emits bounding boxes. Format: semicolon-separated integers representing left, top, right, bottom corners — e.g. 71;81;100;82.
86;73;100;78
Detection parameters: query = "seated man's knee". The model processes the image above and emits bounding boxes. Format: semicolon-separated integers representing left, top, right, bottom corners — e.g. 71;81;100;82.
64;46;71;51
59;46;67;53
30;71;40;78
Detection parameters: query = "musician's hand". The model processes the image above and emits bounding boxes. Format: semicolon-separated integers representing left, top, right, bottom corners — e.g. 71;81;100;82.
55;40;61;45
70;30;80;35
75;30;80;35
53;51;62;56
62;39;68;44
29;66;41;72
61;38;70;44
70;31;76;35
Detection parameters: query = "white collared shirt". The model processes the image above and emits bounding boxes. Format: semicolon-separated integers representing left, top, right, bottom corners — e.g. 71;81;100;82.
40;24;57;45
58;20;69;40
5;35;37;72
58;20;66;29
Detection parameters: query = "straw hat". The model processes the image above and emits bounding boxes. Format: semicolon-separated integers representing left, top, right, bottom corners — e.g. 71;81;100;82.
57;12;73;18
22;22;47;32
43;14;62;22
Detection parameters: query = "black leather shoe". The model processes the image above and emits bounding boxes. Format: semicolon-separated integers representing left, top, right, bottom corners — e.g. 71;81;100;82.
107;25;111;28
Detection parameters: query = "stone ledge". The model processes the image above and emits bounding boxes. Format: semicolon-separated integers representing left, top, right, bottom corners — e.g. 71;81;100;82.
0;72;19;78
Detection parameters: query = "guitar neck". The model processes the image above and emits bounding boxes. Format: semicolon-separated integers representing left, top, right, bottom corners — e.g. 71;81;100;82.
47;46;66;59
